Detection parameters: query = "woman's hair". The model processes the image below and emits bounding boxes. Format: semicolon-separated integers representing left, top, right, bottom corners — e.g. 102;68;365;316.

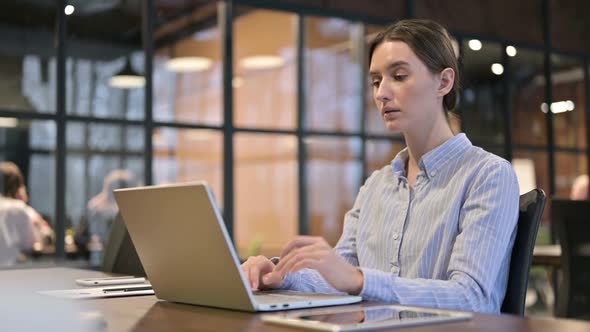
0;161;25;198
369;19;460;112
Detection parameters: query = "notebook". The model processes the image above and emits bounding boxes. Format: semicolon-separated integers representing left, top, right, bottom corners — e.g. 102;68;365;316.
113;181;362;311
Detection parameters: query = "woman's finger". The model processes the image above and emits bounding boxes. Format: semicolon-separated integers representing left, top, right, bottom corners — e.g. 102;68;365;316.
280;236;324;258
249;264;260;290
275;245;328;275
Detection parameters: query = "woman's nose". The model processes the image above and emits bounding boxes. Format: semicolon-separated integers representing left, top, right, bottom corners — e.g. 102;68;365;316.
375;83;392;102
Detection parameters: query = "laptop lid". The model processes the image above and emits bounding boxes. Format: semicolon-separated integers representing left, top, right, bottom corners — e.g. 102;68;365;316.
114;182;257;311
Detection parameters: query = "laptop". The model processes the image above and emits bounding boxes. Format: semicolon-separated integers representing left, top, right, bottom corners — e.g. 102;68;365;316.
113;181;362;312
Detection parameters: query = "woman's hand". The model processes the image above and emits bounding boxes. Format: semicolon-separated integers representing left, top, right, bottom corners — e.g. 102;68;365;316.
241;255;283;290
266;236;364;295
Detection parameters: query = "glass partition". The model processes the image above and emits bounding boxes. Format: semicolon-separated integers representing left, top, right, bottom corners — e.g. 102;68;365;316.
235;133;298;257
307;137;362;245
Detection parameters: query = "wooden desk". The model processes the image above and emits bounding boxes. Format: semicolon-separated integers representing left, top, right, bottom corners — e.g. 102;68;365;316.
2;267;590;332
532;244;562;267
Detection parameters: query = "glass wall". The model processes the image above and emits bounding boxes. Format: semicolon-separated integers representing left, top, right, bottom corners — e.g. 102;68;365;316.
0;3;56;114
153;10;222;125
307;137;362;246
0;118;57;266
305;17;362;133
60;1;145;265
235;133;298;257
234;8;297;130
551;55;586;198
461;40;505;148
0;2;58;267
510;47;549;222
152;2;223;203
66;122;144;243
511;49;546;147
65;54;145;120
153;128;223;204
0;55;57;114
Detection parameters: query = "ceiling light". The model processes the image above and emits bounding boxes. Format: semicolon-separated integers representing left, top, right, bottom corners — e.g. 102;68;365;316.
491;63;504;75
109;75;145;89
468;39;482;51
240;55;284;70
109;58;145;89
566;100;575;110
64;5;75;15
540;100;575;114
506;46;517;57
165;57;212;72
0;117;17;128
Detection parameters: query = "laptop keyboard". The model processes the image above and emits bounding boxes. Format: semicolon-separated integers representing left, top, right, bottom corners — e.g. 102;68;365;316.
253;290;343;304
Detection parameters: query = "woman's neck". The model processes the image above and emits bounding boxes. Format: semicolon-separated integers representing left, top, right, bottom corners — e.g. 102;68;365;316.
404;114;454;171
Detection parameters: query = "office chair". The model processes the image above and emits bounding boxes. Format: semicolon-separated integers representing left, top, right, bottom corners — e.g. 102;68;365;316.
101;213;146;277
552;199;590;320
501;188;546;315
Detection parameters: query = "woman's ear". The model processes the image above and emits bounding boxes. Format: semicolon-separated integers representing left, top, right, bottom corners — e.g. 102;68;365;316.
437;68;455;97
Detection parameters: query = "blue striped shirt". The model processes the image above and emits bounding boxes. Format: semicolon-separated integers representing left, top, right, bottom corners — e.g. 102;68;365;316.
281;133;520;313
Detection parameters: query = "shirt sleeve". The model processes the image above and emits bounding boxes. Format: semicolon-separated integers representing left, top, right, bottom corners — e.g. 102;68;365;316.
359;160;520;313
279;171;378;293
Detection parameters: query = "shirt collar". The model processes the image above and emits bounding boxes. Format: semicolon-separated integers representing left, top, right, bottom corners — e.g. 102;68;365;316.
391;149;409;178
390;133;472;179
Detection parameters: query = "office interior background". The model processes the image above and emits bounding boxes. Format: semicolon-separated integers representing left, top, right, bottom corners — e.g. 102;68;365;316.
1;0;588;305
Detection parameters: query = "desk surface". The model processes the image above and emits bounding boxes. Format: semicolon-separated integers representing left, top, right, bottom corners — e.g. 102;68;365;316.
1;267;589;332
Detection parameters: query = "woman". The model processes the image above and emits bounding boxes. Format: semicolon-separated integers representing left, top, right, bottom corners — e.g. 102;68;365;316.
242;19;519;314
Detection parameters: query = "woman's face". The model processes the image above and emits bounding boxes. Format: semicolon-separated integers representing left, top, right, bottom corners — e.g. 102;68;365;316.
369;41;445;134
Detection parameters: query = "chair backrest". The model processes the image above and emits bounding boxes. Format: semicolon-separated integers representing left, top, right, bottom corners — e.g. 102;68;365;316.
101;213;146;277
551;199;590;319
501;188;546;315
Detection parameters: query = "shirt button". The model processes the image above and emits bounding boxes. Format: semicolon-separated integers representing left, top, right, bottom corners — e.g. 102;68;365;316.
392;233;399;240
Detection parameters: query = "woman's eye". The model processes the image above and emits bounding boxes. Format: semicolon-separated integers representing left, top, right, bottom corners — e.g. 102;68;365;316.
372;80;381;87
393;75;407;81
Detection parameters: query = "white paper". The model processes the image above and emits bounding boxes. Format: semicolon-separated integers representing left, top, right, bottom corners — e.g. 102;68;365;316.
38;284;154;299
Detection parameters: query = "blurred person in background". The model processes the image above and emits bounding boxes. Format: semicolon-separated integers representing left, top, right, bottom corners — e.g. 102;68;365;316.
570;174;588;200
82;169;139;266
3;162;54;244
0;161;52;265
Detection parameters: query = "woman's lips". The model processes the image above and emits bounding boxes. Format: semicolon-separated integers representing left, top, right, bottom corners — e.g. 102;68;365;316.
382;109;400;117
